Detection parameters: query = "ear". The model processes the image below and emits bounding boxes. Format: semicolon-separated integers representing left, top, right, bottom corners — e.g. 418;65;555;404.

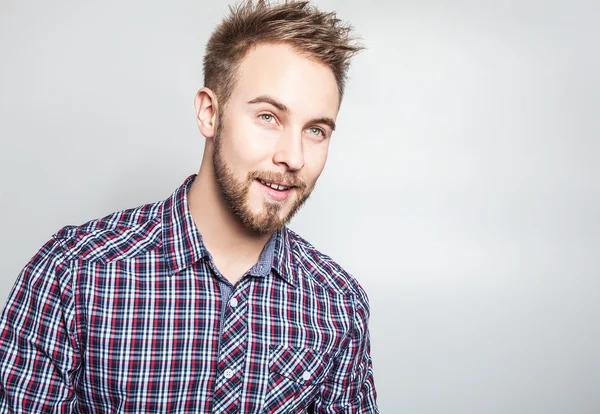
194;87;219;139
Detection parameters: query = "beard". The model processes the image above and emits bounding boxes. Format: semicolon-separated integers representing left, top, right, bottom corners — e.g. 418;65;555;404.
212;120;313;234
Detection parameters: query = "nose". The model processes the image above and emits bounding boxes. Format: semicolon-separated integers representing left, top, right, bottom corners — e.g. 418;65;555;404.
273;129;305;172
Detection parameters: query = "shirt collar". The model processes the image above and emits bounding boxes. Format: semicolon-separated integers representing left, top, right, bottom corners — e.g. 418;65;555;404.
161;175;209;275
161;174;297;286
246;227;297;286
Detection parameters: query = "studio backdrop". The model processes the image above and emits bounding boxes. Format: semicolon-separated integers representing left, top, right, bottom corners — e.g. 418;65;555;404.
1;0;598;412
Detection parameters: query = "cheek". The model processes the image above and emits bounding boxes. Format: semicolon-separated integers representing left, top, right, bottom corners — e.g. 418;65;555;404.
227;120;276;162
222;130;273;169
304;145;329;183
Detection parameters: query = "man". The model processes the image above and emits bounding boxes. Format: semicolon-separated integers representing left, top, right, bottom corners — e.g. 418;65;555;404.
0;1;378;412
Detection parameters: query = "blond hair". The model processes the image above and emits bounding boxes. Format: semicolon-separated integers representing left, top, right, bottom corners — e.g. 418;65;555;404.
203;0;364;109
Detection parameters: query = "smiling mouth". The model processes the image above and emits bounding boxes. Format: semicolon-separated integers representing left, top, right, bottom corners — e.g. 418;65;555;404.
257;179;293;191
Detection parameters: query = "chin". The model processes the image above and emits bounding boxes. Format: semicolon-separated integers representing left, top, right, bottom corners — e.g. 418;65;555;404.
252;204;288;220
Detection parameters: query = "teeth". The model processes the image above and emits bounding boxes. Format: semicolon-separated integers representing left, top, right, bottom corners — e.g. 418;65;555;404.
259;179;290;191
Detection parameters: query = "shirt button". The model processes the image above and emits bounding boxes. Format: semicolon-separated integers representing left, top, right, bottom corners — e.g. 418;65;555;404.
302;371;311;381
229;297;238;308
224;368;234;379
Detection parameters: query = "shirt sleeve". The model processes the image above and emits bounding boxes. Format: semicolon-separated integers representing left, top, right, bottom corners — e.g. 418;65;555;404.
313;285;379;413
0;237;80;413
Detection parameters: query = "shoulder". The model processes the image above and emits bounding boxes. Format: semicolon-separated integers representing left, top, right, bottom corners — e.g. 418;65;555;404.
51;199;164;263
286;228;370;307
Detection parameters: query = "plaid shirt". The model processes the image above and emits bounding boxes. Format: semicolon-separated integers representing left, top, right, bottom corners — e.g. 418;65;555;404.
0;175;378;413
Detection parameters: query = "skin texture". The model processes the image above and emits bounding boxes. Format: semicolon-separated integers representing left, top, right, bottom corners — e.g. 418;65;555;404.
188;43;340;282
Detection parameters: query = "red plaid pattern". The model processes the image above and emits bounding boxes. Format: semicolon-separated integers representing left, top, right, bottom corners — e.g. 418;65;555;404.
0;175;378;413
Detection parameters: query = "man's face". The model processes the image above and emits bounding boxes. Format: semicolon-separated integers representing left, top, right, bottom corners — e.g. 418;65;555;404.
212;43;340;234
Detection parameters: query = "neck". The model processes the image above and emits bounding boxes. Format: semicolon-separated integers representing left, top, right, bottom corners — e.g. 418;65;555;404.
187;153;272;265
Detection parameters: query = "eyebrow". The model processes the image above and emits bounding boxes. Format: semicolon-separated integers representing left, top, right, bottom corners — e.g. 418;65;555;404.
247;95;336;131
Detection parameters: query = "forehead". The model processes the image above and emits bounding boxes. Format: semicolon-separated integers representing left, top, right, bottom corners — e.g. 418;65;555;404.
230;43;340;118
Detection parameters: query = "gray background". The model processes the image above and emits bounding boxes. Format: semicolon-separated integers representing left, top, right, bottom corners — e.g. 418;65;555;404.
1;0;599;412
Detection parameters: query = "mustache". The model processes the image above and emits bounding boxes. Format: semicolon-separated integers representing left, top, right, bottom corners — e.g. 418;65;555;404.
248;170;307;189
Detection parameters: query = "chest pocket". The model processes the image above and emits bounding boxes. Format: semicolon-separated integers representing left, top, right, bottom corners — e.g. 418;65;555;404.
263;344;329;413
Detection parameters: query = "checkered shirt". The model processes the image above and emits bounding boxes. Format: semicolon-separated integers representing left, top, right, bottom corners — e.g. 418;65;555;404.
0;175;378;413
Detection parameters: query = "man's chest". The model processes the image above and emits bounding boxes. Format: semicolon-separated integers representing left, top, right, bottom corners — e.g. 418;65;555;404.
72;259;352;413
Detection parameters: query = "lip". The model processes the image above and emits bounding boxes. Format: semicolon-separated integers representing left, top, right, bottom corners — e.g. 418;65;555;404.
257;179;296;188
256;179;294;201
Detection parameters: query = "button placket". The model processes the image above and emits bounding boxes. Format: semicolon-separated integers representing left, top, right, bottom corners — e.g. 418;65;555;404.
213;282;250;412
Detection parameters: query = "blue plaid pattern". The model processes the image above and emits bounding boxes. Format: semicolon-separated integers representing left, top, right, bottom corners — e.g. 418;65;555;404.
0;175;378;413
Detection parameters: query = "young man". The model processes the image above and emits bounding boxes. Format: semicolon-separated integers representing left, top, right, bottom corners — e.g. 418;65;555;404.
0;1;378;412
